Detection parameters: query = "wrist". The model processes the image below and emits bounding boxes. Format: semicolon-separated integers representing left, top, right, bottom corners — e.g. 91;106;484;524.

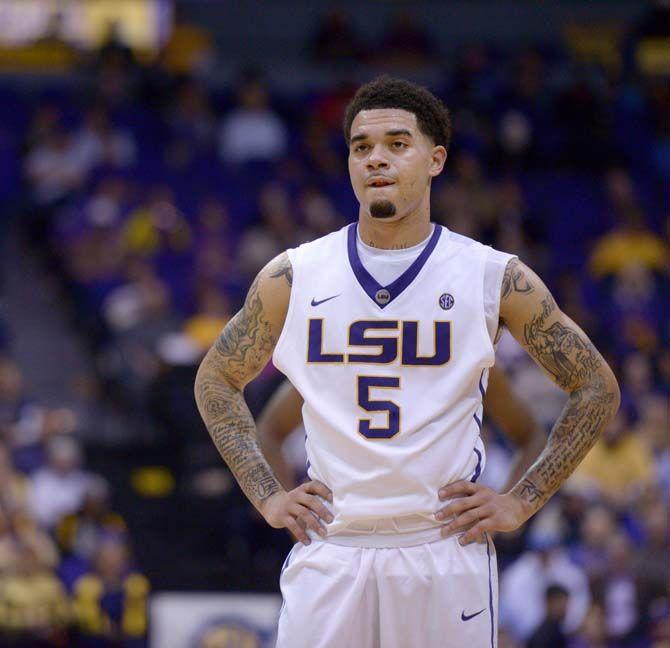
257;488;285;517
508;490;537;522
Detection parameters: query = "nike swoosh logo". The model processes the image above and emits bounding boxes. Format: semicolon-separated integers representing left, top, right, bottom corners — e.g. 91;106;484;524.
461;608;486;621
310;294;340;307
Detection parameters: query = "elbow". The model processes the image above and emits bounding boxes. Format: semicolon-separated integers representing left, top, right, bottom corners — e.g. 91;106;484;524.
603;364;621;415
610;375;621;413
193;361;206;407
589;365;621;420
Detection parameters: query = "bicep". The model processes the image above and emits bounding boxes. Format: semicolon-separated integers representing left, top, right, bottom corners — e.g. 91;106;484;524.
499;259;615;394
199;252;292;390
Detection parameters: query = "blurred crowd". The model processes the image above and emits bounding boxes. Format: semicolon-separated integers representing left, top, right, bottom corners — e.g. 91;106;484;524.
0;5;668;647
0;359;148;646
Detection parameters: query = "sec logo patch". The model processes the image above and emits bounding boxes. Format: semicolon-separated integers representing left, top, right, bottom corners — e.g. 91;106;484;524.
439;293;454;310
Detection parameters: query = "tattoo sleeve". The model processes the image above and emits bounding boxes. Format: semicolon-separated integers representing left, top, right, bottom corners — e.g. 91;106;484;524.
500;260;620;513
194;255;291;509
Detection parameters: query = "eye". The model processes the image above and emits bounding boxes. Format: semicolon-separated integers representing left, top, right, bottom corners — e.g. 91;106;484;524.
392;141;407;149
354;144;369;153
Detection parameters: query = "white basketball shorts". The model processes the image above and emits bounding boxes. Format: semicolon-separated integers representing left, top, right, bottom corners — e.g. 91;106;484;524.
276;527;498;648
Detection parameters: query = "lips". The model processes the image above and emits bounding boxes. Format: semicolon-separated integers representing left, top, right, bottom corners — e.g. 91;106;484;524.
366;177;395;187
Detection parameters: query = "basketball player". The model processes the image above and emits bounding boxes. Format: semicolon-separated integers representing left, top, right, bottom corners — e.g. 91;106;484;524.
257;367;546;493
194;77;620;647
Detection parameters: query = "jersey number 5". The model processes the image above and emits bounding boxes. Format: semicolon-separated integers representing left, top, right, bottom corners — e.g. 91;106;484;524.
357;376;400;439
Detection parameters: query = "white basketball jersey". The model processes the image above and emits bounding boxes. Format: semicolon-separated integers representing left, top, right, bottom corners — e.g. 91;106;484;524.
273;223;514;533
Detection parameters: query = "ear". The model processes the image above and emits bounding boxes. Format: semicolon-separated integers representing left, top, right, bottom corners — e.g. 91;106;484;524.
428;146;447;178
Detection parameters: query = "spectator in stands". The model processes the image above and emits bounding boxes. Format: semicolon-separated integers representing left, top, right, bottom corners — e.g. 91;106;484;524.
589;168;669;279
10;406;76;476
0;537;70;647
63;184;127;287
603;261;665;355
0;507;59;573
310;9;363;63
161;5;216;77
569;505;616;582
56;476;126;564
192;196;234;284
0;357;26;427
500;537;590;641
374;11;437;68
0;441;31;513
527;584;569;648
621;351;656;403
183;282;232;353
164;78;217;154
94;22;138;75
433;150;497;239
570;603;608;648
236;182;308;279
56;476;128;592
219;72;288;165
634;498;670;628
301;115;347;178
102;264;178;400
122;185;192;264
298;187;344;240
29;436;92;529
70;103;137;173
71;537;149;647
601;532;641;643
23;115;87;245
571;408;656;508
634;393;670;498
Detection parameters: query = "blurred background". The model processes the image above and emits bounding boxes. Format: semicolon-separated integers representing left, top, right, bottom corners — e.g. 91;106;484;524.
0;0;668;646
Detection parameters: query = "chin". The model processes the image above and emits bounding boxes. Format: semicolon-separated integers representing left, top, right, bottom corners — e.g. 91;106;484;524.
369;200;397;219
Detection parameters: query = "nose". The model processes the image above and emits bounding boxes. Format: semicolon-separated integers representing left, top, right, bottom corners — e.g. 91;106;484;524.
366;144;389;170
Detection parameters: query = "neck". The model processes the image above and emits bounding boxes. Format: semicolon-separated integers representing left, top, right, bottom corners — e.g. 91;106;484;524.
358;203;432;250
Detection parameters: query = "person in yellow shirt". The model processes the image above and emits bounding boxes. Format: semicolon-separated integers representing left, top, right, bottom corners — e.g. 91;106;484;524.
0;539;70;646
588;207;669;280
571;408;656;507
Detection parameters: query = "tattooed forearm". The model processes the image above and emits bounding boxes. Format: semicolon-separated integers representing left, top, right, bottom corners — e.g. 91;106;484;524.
517;478;546;504
194;254;293;509
511;376;617;510
501;258;535;299
196;374;281;505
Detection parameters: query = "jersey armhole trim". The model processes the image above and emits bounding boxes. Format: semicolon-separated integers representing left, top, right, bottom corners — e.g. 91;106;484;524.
488;250;518;347
272;247;298;371
479;246;497;363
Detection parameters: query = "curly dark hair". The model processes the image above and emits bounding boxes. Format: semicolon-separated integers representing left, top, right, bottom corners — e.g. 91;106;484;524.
343;76;452;150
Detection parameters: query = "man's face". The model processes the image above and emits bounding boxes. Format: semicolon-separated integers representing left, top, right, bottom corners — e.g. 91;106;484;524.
348;109;446;222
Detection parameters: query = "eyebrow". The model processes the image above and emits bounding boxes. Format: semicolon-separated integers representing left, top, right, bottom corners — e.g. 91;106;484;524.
350;129;413;144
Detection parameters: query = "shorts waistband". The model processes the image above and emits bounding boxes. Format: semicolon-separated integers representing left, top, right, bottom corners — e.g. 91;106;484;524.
310;525;444;548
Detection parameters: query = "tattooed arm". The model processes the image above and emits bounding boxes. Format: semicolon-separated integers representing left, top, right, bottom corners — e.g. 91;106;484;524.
437;259;620;544
194;253;332;545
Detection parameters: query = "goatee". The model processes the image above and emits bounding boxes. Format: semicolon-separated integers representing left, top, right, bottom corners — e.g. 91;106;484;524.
370;200;396;219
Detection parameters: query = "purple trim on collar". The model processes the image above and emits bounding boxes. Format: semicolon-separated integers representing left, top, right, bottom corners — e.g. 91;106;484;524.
346;223;442;309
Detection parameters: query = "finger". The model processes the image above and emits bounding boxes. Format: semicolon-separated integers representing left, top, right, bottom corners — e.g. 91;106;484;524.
304;480;333;503
459;521;492;546
285;518;310;545
435;491;488;521
439;480;483;500
440;520;479;538
292;504;327;537
296;492;334;523
441;504;493;536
